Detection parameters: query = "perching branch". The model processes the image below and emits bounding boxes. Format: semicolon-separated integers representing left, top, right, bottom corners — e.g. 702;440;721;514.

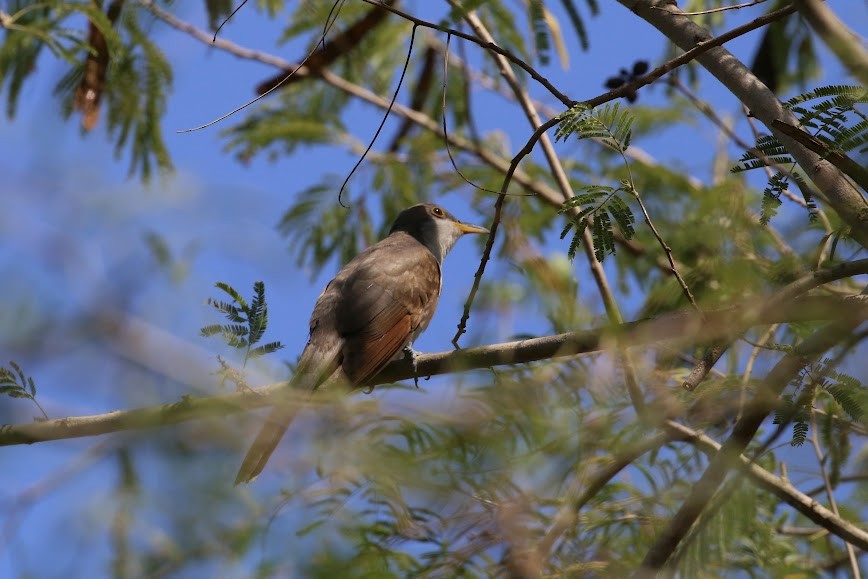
2;288;866;448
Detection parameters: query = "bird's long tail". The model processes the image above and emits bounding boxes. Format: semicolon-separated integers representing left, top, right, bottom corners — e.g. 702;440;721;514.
235;350;339;485
234;402;301;485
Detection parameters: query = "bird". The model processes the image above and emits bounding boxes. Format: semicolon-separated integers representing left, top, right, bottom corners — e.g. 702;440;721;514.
235;203;488;484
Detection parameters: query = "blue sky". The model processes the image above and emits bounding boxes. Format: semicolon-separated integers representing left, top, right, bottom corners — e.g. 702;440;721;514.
0;1;865;576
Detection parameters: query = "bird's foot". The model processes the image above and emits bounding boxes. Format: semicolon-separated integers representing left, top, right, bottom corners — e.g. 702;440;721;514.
403;345;421;388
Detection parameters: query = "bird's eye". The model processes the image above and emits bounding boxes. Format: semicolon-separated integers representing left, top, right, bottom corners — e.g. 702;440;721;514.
432;206;444;218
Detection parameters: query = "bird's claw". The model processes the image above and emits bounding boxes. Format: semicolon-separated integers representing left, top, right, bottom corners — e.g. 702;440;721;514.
403;345;421;388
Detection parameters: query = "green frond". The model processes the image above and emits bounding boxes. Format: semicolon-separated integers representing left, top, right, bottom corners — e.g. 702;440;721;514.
607;194;636;239
0;3;65;118
248;341;285;359
790;421;808;446
222;324;251;338
591;209;615;262
213;282;248;309
731;135;793;173
202;281;284;364
199;324;228;338
248;281;268;345
824;382;864;423
824;119;868;154
67;3;123;56
559;185;633;262
783;84;867;109
0;361;39;404
555;102;633;153
557;0;595;51
527;0;550;66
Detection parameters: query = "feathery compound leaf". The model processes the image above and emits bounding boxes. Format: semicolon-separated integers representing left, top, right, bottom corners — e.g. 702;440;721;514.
820;364;865;423
759;173;787;225
527;0;550;66
827;119;868;154
213;303;247;324
731;135;793;173
200;324;229;338
824;383;864;423
0;361;44;417
559;185;632;262
607;194;636;240
202;281;284;366
784;84;867;110
249;341;285;359
592;210;616;262
248;281;268;345
213;282;248;309
790;421;808;447
555;102;634;153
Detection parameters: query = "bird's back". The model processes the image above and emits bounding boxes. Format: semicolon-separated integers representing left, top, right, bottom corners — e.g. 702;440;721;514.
303;230;441;387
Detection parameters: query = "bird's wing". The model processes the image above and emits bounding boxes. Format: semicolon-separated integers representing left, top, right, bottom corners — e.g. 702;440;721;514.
337;234;441;384
235;233;440;484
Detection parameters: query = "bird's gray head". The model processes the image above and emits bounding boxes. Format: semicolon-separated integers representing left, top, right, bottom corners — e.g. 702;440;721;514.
389;203;488;264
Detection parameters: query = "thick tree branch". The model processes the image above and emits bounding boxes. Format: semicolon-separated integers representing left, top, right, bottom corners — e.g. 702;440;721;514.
619;0;868;247
772;119;868;193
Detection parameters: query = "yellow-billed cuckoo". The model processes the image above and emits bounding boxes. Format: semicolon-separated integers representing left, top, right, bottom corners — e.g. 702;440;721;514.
235;203;488;484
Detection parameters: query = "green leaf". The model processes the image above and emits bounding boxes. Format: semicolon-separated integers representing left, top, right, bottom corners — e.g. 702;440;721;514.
214;282;248;310
248;341;285;359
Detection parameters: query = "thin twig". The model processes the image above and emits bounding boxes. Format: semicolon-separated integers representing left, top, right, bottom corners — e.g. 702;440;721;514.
357;0;575;107
212;0;249;41
337;24;417;206
809;410;862;578
668;0;769;16
440;33;509;196
737;324;778;422
623;159;699;311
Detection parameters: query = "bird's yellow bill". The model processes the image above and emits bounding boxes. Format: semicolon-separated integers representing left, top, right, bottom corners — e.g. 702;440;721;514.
456;222;489;235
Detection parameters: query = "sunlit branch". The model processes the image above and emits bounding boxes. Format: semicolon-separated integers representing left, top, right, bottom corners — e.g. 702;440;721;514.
2;287;865;448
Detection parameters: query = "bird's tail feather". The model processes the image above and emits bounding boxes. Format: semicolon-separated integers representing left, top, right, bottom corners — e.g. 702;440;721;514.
234;403;300;485
235;350;340;485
